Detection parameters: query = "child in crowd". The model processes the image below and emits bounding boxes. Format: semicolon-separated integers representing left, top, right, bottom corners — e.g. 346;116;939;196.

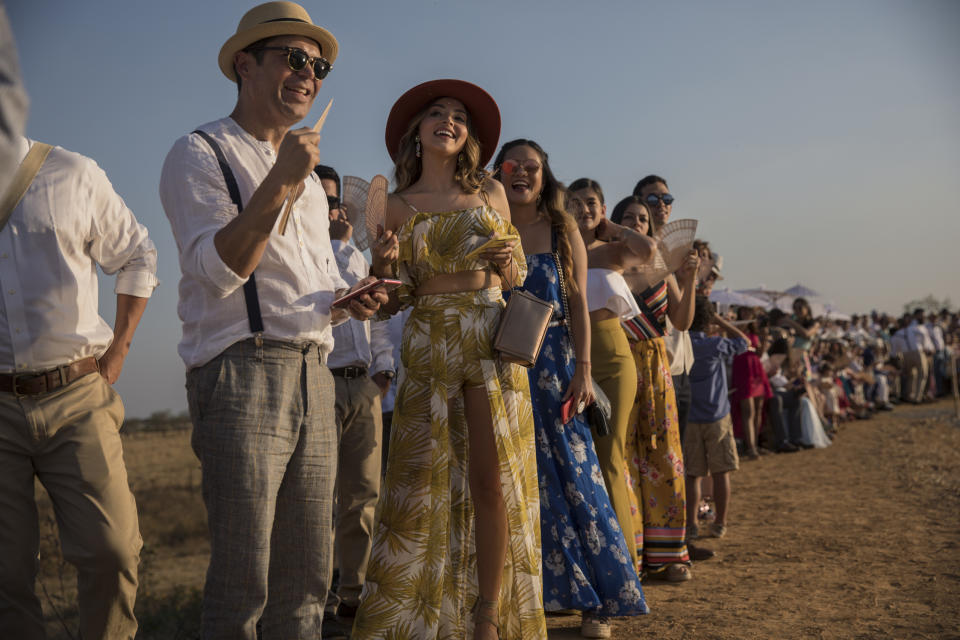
684;296;749;541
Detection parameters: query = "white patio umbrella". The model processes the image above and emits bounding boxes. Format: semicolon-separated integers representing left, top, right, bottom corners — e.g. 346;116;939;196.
710;288;769;308
784;283;822;298
737;287;793;311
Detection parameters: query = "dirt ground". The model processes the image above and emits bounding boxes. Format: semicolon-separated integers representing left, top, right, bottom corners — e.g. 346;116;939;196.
36;399;960;639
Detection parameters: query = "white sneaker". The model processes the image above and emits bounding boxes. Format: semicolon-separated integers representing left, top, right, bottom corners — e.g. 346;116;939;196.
581;612;612;638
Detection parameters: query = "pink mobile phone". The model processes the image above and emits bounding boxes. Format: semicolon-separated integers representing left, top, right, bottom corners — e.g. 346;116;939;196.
560;397;576;424
332;279;402;309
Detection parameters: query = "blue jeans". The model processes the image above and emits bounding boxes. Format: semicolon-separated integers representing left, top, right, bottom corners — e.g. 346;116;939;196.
187;338;336;640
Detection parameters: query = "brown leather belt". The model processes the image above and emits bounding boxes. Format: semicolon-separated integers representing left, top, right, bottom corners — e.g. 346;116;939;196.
0;356;100;396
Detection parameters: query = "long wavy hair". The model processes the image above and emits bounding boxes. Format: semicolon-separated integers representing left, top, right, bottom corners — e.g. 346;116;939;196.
610;195;655;237
492;139;578;295
393;101;488;195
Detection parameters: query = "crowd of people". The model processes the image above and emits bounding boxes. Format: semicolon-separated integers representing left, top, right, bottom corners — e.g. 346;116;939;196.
2;3;958;640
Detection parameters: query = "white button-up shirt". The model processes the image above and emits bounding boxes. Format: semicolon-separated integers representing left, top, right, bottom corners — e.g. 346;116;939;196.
926;321;946;351
890;329;909;356
0;138;158;372
160;118;347;370
664;317;695;376
381;309;409;413
906;320;934;354
328;239;392;374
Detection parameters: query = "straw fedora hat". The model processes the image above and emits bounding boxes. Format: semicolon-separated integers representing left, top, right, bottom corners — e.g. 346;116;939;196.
218;1;339;82
384;79;501;166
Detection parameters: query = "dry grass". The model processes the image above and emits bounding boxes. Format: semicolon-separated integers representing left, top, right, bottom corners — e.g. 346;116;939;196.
35;402;960;639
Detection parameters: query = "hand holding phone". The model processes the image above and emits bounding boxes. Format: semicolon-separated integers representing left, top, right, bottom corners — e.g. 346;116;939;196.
331;278;402;309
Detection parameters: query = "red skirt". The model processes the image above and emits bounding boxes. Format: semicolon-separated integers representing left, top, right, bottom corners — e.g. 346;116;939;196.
731;350;772;402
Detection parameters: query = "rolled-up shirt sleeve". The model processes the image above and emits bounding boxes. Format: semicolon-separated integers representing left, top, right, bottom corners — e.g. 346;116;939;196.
370;318;394;374
160;133;248;298
84;159;159;298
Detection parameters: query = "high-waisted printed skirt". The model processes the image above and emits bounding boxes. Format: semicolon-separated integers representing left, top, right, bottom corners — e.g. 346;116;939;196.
353;288;546;640
624;337;689;572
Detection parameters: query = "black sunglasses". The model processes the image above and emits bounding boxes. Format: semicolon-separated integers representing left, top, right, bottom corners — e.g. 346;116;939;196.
250;46;332;79
644;193;673;207
327;195;341;210
644;193;675;206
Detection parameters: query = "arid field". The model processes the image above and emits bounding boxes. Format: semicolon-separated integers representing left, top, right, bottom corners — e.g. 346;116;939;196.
36;399;960;639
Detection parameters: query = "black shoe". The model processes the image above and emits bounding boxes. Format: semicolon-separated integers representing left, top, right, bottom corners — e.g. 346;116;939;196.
337;603;358;620
776;442;799;453
688;542;716;561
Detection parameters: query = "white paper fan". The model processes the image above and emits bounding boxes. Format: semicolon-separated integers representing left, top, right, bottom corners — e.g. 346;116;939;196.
656;218;698;274
632;218;698;283
341;175;388;252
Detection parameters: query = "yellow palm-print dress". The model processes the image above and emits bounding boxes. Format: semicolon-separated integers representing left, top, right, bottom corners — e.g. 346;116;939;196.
352;205;547;640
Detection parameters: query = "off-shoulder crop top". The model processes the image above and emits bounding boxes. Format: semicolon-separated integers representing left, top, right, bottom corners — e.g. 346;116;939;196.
394;204;527;301
586;268;641;320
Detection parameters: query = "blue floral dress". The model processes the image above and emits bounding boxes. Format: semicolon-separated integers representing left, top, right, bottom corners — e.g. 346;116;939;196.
521;250;647;616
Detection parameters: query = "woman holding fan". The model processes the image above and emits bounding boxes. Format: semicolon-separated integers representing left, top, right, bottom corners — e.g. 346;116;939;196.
610;195;700;582
354;80;544;640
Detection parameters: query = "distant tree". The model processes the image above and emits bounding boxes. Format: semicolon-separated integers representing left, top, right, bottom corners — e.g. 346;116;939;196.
903;294;952;315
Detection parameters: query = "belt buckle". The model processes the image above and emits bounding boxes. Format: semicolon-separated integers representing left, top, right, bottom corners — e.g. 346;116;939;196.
11;372;41;397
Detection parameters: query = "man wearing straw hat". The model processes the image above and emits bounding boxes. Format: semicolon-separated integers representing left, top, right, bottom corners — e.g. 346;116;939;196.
159;3;388;638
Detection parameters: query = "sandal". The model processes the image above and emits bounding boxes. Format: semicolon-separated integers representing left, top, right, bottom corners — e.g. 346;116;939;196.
644;563;692;583
581;610;612;638
471;597;500;639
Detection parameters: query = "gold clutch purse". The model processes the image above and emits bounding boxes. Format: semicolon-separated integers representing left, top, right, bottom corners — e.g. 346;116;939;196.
493;288;554;368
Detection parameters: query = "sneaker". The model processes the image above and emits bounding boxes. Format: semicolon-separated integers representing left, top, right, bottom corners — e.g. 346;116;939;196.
705;523;727;538
581;612;611;639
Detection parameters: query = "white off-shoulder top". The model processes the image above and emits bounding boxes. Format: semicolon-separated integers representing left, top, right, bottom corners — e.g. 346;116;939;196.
586;268;641;319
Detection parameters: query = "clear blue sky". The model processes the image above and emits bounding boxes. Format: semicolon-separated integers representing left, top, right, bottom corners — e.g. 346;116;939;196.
8;0;959;418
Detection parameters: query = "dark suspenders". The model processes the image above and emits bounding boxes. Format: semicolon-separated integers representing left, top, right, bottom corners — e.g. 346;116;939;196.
191;130;265;334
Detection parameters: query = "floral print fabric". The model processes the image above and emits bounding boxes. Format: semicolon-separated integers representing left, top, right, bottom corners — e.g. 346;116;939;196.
353;205;545;640
523;253;647;616
624;337;690;571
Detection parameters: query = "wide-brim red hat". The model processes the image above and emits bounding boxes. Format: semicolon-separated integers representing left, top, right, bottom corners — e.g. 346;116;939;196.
384;79;501;166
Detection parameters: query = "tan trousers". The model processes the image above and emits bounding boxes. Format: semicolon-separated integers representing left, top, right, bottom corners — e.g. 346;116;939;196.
901;350;928;403
590;318;638;567
0;372;141;640
327;375;382;612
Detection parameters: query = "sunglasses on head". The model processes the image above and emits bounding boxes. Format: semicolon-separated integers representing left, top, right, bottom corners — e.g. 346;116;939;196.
500;159;541;175
249;46;331;79
644;193;674;206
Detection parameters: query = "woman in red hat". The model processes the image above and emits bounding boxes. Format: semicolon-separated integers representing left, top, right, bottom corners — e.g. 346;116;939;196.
353;80;546;640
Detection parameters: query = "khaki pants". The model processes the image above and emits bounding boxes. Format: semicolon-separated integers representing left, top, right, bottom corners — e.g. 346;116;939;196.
901;350;928;403
327;374;382;612
0;372;141;640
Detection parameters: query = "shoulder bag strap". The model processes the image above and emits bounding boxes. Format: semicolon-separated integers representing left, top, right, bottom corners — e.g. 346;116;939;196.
192;130;264;334
0;142;53;233
552;224;572;338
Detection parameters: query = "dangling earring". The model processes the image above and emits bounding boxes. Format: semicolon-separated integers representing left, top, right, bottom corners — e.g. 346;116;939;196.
536;192;542;205
457;152;463;169
415;135;421;158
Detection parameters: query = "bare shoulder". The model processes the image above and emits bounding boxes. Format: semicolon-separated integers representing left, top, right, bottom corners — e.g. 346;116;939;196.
386;193;416;231
482;178;510;220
